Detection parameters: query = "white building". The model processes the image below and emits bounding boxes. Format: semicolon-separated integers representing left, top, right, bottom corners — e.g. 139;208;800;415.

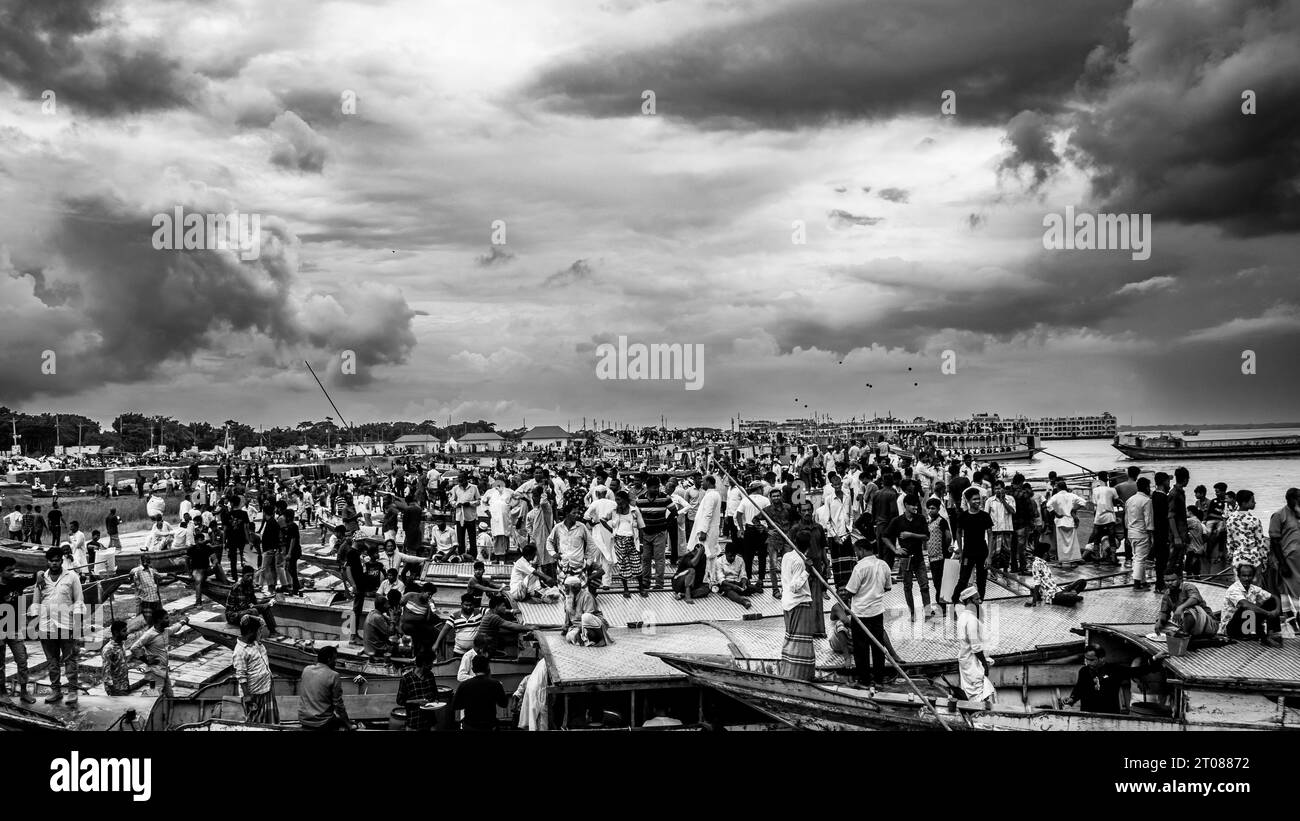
520;425;577;450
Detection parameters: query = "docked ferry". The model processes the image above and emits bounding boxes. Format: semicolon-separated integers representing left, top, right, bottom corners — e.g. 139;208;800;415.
1113;432;1300;460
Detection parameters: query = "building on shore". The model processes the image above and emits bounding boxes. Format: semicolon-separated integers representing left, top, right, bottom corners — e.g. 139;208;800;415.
1024;413;1117;439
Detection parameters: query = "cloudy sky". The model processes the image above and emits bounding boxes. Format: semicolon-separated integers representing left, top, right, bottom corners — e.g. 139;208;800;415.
1;0;1297;430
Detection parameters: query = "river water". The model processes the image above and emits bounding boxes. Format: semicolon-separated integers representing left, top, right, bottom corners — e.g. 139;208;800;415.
1029;429;1300;526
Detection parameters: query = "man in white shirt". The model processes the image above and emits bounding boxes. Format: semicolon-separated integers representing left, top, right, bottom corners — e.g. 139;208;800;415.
1126;477;1156;590
583;486;619;577
688;476;723;583
844;540;892;687
145;514;175;552
66;523;89;570
984;481;1017;570
548;509;591;576
179;494;194;523
5;506;23;540
778;538;815;681
1086;472;1120;564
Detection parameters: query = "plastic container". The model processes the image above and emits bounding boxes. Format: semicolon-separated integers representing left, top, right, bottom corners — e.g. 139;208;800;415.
388;706;408;731
1165;634;1190;657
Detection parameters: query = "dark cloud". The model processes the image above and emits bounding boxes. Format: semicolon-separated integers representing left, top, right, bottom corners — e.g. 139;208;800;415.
1067;0;1300;235
0;0;200;115
545;259;593;286
998;110;1062;191
0;193;416;400
475;246;515;267
526;0;1132;128
828;210;882;228
269;111;329;173
877;187;910;203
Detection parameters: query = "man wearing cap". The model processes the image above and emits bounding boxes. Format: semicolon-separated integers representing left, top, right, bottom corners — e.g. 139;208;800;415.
955;587;995;703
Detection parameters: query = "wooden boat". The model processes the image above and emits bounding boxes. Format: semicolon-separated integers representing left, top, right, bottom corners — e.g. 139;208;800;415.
1113;432;1300;460
971;622;1300;730
895;432;1043;462
186;606;540;692
651;653;975;730
0;539;189;575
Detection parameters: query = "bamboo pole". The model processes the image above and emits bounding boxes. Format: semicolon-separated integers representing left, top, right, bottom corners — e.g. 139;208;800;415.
709;457;954;730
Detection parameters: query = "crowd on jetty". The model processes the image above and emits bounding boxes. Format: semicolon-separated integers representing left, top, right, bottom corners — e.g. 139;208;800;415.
3;437;1299;725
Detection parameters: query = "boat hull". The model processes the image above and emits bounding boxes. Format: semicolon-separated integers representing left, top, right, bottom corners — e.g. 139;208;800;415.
1113;442;1300;460
652;653;971;731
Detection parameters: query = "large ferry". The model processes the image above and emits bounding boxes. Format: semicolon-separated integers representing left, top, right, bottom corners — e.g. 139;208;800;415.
1113;432;1300;459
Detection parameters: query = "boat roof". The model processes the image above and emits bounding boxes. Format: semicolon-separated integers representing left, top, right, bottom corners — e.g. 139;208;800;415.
516;589;782;628
535;580;1219;690
1085;622;1300;693
538;623;736;690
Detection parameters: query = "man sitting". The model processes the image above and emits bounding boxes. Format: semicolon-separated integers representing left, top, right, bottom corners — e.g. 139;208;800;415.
716;542;755;608
509;545;558;602
226;565;281;637
1148;570;1217;639
671;535;710;604
1024;541;1088;607
828;602;854;656
1219;563;1283;647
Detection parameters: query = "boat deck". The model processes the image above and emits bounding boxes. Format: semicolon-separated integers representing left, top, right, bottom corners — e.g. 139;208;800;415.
518;588;782;628
1087;622;1300;692
536;583;1231;691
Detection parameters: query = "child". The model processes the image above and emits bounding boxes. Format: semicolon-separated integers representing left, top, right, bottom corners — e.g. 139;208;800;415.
828;602;854;656
1184;505;1207;575
467;560;503;606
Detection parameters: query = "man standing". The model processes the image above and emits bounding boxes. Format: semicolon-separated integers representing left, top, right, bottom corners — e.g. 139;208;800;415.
452;654;507;730
1151;472;1172;593
869;473;900;564
843;539;892;687
1126;477;1156;590
954;488;993;600
232;616;278;724
955;587;995;704
225;496;252;578
299;645;352;730
5;505;22;541
1226;490;1269;571
1086;472;1120;564
130;552;164;625
100;620;132;696
129;613;190;696
688;476;723;583
777;535;815;681
884;494;934;620
396;650;440;731
984;481;1017;572
46;501;63;546
548;508;591;579
0;557;36;703
1169;467;1190;572
763;488;795;594
635;475;673;590
29;547;83;705
1268;488;1300;630
450;474;481;554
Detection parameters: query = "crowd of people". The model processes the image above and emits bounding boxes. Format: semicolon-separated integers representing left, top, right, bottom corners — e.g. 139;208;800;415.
3;438;1299;726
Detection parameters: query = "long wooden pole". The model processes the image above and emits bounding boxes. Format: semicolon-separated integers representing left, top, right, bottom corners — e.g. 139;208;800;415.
709;457;953;730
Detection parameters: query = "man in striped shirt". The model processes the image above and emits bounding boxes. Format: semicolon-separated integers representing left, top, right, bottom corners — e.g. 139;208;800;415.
232;616;278;724
635;475;674;590
451;594;484;655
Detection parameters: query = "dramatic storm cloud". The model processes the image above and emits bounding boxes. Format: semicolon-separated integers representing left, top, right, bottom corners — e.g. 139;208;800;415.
0;0;1294;427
